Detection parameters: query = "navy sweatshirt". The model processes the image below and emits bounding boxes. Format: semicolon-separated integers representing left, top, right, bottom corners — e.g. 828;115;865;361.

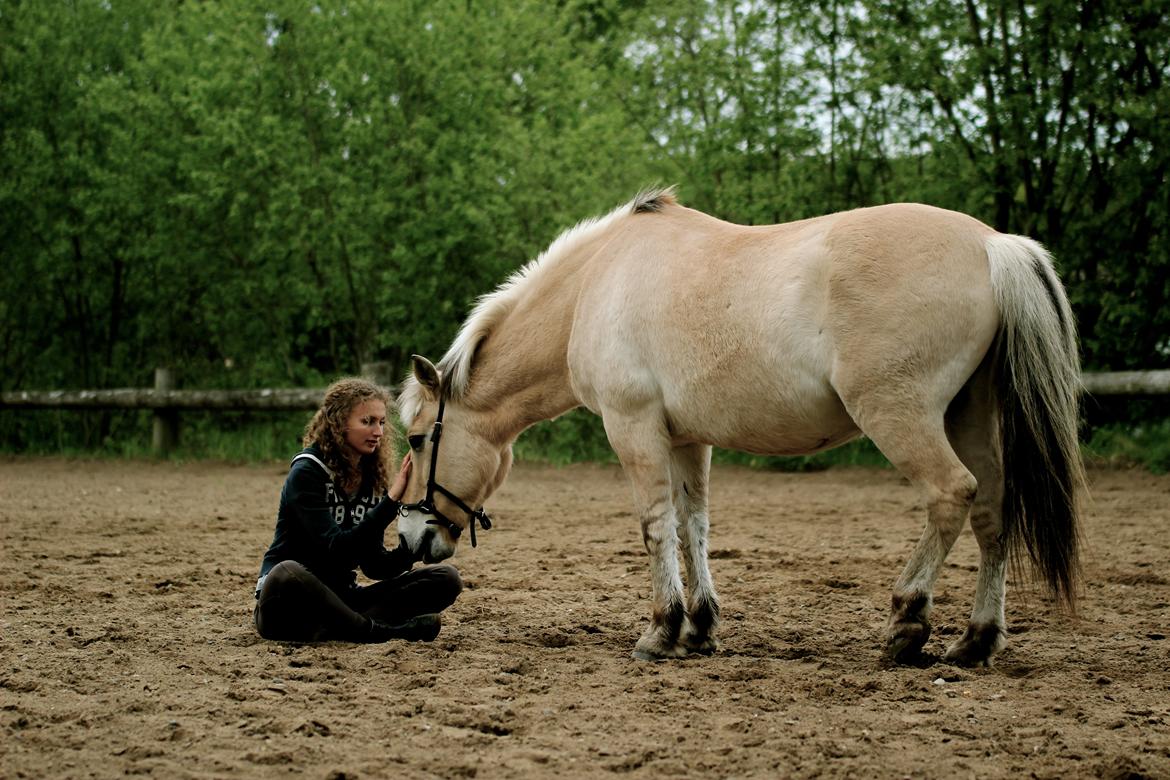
257;445;413;595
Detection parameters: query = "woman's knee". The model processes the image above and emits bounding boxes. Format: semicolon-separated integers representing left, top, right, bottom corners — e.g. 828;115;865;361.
265;560;327;596
432;563;463;604
255;561;349;642
256;560;313;618
264;560;307;587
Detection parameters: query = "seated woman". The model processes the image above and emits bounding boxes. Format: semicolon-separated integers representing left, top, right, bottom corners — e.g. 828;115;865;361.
254;377;462;643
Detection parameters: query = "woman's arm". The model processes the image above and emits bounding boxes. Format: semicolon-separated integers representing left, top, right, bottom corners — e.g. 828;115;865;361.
358;543;414;580
357;451;416;578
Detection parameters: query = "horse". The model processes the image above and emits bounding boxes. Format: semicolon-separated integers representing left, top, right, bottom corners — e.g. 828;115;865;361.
395;187;1083;666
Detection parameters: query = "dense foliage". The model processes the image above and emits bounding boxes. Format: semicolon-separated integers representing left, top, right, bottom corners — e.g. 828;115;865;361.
2;0;1167;459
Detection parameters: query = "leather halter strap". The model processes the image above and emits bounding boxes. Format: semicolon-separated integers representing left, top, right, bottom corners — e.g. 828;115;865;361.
398;396;492;547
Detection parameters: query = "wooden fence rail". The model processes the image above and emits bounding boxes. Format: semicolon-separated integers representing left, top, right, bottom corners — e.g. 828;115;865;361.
0;385;328;411
1080;370;1170;397
0;363;396;454
1;366;1166;454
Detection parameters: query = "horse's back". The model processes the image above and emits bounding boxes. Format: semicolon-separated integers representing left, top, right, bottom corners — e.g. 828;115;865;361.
567;202;1001;455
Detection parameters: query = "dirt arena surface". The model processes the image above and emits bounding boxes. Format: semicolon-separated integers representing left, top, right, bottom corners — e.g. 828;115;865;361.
2;457;1169;779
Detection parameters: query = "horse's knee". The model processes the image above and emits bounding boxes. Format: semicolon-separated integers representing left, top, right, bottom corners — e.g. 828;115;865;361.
639;507;677;551
676;507;699;540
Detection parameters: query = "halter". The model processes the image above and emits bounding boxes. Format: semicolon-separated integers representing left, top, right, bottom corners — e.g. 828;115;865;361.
398;395;492;547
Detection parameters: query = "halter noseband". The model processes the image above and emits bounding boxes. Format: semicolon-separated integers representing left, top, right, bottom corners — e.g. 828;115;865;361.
398;396;492;547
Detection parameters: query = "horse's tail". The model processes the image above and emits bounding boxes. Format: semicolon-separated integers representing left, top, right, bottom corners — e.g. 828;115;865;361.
985;233;1085;612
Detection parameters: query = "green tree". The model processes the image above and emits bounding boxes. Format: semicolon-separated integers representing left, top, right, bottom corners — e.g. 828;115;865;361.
0;0;168;444
1;0;662;451
860;0;1170;369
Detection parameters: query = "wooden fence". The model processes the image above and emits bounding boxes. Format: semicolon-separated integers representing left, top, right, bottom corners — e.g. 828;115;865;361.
1;366;1167;455
0;363;396;454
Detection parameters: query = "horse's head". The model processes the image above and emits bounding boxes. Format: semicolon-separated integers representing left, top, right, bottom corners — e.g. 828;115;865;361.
396;355;513;563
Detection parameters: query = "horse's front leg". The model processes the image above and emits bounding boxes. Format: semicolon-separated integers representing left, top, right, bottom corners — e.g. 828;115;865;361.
603;410;687;661
672;443;720;654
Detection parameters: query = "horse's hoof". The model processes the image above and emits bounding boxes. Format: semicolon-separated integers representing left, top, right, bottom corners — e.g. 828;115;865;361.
883;640;921;665
943;623;1005;667
680;633;719;656
632;635;687;661
631;647;667;661
943;650;991;668
885;619;931;664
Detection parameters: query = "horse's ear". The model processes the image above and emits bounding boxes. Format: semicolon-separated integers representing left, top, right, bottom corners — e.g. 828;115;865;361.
410;355;441;397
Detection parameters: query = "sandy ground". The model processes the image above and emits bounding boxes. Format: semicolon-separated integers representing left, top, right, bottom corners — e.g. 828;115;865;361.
2;457;1169;779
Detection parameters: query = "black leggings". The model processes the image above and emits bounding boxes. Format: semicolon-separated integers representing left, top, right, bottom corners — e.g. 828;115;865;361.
254;560;462;642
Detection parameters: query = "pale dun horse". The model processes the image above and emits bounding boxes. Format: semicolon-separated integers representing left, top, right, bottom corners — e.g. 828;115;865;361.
397;187;1083;666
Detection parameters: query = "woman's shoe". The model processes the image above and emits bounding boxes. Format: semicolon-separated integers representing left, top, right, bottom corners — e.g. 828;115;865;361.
365;613;441;643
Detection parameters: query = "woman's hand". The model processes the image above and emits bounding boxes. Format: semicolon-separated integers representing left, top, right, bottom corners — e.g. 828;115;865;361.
388;451;412;501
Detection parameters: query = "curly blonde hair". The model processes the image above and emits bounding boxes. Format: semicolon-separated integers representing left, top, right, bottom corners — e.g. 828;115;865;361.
303;377;396;495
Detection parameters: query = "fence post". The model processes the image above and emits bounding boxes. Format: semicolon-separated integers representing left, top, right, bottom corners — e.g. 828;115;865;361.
360;361;394;389
152;367;178;456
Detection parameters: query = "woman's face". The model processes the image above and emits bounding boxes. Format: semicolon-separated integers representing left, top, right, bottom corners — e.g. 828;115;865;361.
343;398;388;459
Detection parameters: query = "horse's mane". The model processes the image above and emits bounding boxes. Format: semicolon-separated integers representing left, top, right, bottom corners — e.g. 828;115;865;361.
398;186;676;423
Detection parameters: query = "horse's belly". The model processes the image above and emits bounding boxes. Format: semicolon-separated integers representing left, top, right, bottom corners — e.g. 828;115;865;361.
663;376;861;456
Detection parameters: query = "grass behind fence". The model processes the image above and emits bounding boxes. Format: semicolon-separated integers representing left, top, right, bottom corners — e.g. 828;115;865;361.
0;409;306;462
1;408;1166;474
1084;418;1170;474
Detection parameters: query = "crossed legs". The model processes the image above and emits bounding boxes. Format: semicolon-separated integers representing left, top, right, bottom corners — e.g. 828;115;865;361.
254;560;462;642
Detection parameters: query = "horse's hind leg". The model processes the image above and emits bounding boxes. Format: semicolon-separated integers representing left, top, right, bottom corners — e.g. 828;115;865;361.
884;427;977;663
671;443;720;654
843;396;977;663
942;363;1008;666
602;408;688;660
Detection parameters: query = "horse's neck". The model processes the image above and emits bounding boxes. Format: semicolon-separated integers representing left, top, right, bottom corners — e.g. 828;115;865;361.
463;269;585;444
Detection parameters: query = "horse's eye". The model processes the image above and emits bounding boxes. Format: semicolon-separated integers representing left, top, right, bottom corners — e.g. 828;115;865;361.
408;435;425;451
